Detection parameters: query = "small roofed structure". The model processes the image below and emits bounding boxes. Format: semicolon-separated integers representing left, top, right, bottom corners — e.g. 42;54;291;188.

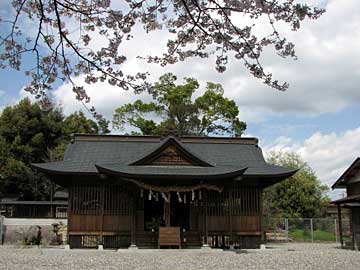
32;134;297;249
0;199;68;218
0;191;68;219
331;157;360;250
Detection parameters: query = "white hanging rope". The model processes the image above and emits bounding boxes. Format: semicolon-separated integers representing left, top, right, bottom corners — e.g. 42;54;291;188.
161;192;170;203
177;192;182;203
122;178;223;193
148;189;153;200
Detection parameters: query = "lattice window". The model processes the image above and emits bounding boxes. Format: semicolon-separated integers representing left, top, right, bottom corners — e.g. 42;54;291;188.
69;186;130;215
206;188;261;216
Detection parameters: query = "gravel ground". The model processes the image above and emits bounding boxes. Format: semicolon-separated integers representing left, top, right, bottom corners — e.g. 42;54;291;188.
0;243;359;270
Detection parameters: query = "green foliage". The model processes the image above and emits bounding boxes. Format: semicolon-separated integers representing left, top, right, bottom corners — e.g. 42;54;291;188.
0;98;110;200
62;111;99;138
113;73;246;136
0;99;64;163
97;118;111;134
289;229;336;242
263;151;330;218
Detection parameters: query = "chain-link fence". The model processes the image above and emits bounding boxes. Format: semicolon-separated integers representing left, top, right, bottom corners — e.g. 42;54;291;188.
264;218;351;243
0;216;4;245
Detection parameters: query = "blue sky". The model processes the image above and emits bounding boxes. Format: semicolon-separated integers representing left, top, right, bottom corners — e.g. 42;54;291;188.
1;0;359;198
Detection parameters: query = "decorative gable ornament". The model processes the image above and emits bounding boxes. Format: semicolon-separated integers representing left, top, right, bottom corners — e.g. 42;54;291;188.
130;136;213;167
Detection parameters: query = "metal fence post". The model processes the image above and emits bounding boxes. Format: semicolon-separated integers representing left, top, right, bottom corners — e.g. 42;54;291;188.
274;220;277;241
0;215;3;245
285;218;289;242
334;219;338;244
310;218;314;243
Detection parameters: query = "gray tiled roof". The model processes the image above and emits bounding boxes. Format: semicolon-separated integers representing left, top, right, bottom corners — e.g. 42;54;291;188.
33;135;296;178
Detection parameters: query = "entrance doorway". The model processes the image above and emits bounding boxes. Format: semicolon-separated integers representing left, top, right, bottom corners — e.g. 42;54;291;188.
143;192;190;231
170;196;190;230
144;197;163;231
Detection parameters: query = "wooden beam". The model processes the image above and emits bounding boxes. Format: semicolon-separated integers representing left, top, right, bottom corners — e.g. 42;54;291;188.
164;202;171;227
50;181;54;218
68;231;120;236
337;204;344;247
204;191;208;246
130;196;137;247
100;187;105;245
260;188;264;244
229;190;233;246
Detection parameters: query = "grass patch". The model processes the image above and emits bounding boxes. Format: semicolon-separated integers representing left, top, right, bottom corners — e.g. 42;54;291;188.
289;229;337;242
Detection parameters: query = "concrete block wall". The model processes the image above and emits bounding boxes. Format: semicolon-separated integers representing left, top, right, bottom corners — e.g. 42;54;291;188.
1;217;67;246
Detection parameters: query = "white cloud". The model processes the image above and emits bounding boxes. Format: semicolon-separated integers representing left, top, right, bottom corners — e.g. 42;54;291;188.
52;74;153;118
263;127;360;199
46;0;360;124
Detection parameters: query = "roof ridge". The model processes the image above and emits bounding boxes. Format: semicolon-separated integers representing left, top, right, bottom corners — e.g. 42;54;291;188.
71;134;258;145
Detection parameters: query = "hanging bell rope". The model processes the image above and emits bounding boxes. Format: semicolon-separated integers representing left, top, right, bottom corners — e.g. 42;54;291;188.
123;178;223;193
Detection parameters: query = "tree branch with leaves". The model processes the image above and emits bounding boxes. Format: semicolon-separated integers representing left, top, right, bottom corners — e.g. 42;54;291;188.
0;0;324;119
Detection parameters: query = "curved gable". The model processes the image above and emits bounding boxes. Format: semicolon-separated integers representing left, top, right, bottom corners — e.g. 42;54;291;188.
130;136;213;167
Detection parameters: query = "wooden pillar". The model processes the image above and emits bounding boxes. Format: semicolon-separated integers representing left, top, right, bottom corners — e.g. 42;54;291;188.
164;202;171;227
130;196;137;247
337;204;344;247
50;181;54;218
100;187;105;246
260;188;264;244
67;187;71;246
203;190;209;247
229;189;233;246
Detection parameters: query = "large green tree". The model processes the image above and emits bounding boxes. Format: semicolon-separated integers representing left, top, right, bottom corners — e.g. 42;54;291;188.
0;99;64;199
263;151;330;218
113;73;246;136
0;98;110;199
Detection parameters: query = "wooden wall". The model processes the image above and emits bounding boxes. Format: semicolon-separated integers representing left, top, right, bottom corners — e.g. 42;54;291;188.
347;182;360;196
67;185;263;249
202;188;261;234
68;186;132;233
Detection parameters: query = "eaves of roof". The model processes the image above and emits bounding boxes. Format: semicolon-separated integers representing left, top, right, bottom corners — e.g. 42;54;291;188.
332;157;360;189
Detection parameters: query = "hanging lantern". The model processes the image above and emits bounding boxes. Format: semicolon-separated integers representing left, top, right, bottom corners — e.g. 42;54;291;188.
192;190;195;201
148;189;152;200
184;193;187;204
155;192;159;202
